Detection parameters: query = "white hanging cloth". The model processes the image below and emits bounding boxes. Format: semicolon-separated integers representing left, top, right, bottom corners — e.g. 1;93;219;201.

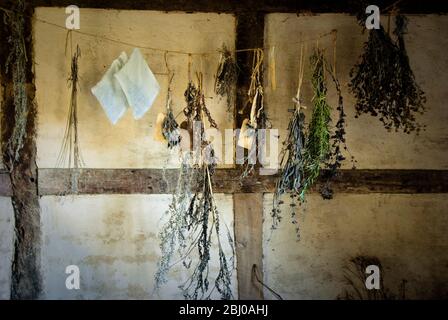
91;52;129;125
115;48;160;120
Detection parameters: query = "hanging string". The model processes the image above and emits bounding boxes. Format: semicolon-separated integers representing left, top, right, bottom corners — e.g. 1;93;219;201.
251;264;283;300
0;6;335;57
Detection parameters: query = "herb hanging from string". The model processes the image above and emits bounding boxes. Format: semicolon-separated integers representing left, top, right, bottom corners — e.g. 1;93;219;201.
214;45;237;113
161;74;181;149
271;44;307;233
155;73;234;300
56;44;84;194
3;0;28;165
349;13;426;134
239;49;268;180
320;33;356;200
300;48;332;199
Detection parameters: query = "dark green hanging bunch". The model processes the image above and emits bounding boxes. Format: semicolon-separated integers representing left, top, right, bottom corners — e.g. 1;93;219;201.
215;45;237;113
320;60;356;200
300;49;332;199
155;74;234;300
349;14;426;134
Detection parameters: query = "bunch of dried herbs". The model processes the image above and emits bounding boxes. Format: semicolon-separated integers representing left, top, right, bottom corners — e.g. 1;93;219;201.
239;49;268;180
271;45;307;232
350;13;426;134
155;74;234;300
214;45;237;113
3;0;28;165
300;48;332;199
320;53;356;200
162;75;181;149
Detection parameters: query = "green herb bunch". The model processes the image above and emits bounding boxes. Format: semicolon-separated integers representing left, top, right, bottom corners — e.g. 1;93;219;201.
215;45;237;113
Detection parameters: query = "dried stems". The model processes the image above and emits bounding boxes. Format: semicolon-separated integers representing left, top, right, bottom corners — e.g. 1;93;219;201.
3;0;28;165
271;45;306;233
57;45;84;170
300;48;332;199
162;74;181;149
156;74;234;300
350;14;426;134
214;45;237;113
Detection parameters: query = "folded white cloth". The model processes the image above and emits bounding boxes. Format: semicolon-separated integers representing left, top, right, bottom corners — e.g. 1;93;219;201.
91;52;129;125
115;48;160;120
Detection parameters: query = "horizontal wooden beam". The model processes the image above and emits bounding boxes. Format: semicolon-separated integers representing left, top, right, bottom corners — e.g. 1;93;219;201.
1;169;446;196
5;0;447;14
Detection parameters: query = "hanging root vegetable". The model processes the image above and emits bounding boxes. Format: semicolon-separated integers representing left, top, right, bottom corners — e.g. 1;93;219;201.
214;44;237;113
350;12;426;134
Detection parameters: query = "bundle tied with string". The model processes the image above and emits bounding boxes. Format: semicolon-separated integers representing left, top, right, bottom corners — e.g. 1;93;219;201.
350;10;426;134
57;43;84;194
155;72;234;300
238;49;268;180
214;44;237;113
271;44;307;234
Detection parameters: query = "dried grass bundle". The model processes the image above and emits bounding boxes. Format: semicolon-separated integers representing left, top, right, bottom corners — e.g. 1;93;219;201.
161;74;181;149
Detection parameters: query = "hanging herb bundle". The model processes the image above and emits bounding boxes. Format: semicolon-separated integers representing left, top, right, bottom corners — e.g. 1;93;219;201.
155;74;234;300
300;48;332;199
271;45;307;232
349;13;426;134
239;49;268;180
57;45;84;170
3;0;28;165
214;45;237;113
56;44;84;195
161;74;181;149
320;36;356;200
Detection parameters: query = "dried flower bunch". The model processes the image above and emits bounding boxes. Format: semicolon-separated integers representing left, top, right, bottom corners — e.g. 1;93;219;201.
350;13;426;134
156;73;234;300
271;45;307;233
214;45;237;113
161;74;181;149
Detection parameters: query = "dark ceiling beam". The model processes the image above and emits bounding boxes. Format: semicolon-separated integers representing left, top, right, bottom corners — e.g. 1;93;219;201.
13;0;448;14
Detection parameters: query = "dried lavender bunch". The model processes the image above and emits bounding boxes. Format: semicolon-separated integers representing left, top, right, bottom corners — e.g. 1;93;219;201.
300;49;332;199
215;45;237;112
350;14;426;134
3;0;28;165
271;108;306;231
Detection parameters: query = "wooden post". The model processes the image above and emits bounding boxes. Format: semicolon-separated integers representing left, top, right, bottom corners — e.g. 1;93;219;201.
0;3;42;299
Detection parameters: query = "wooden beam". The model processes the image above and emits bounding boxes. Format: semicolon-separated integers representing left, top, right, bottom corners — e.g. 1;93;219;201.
21;0;448;14
17;168;448;196
234;193;264;300
0;3;42;299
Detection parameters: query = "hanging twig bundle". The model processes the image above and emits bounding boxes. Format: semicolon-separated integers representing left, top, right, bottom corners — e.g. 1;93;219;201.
349;14;426;134
214;45;237;113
